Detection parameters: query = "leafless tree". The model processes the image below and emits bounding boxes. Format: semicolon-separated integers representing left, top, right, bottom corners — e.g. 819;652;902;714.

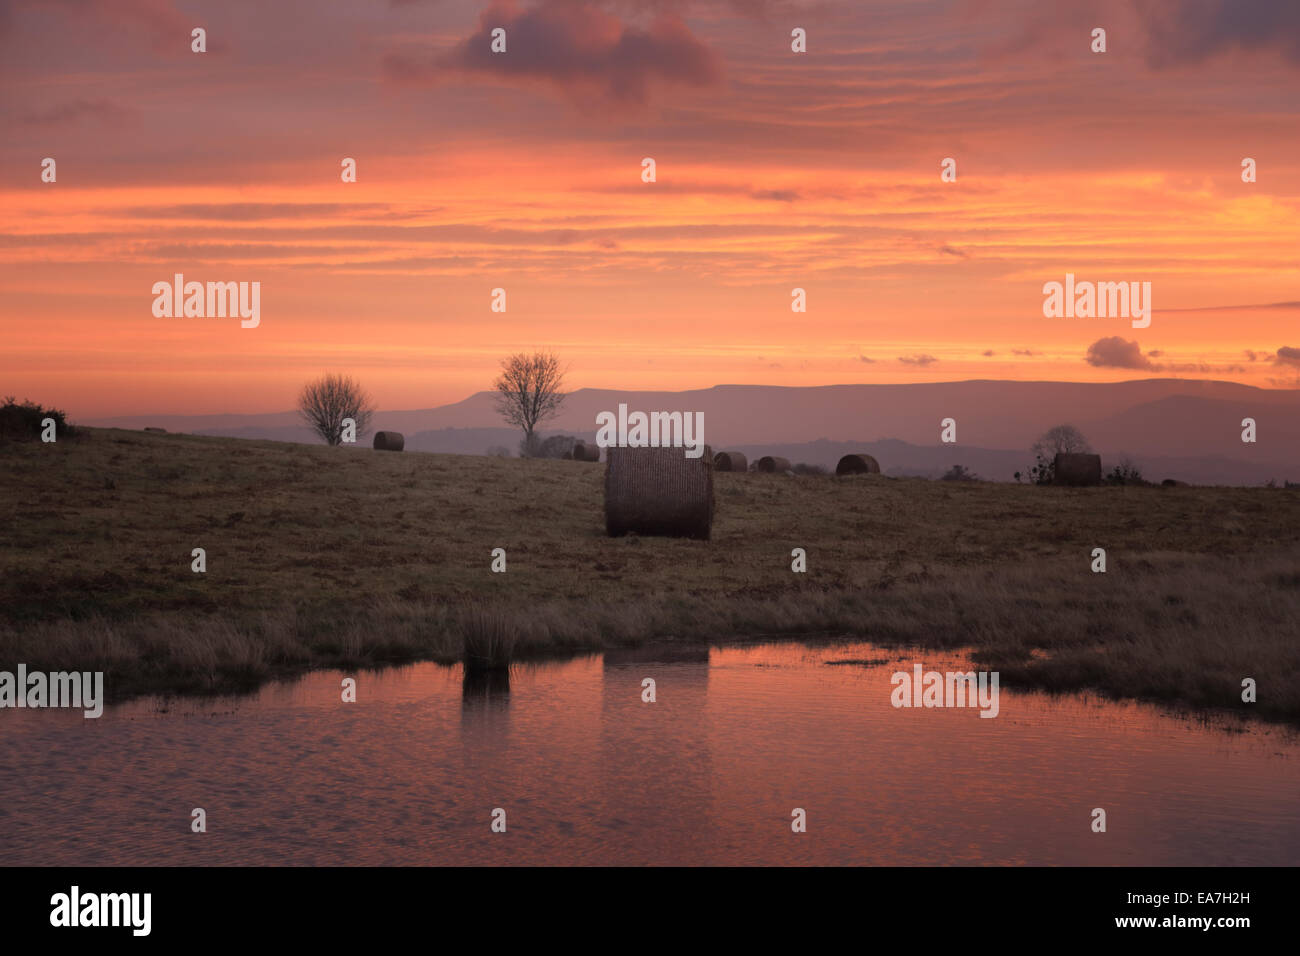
492;352;567;456
298;373;375;446
1032;424;1092;459
1017;424;1093;483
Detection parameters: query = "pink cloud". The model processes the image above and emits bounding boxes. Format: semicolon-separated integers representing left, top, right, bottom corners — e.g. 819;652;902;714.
384;0;722;107
1085;336;1154;370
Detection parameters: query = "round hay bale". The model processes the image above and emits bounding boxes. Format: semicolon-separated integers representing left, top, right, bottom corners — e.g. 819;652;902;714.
605;445;714;539
373;431;405;452
835;453;880;475
1053;452;1101;486
573;441;600;462
1161;478;1190;488
756;455;791;473
713;451;747;472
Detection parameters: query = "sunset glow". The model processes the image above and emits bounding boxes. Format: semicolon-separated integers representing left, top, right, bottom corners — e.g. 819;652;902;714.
3;0;1299;416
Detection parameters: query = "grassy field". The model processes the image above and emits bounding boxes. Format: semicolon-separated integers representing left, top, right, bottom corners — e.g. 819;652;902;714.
3;428;1300;722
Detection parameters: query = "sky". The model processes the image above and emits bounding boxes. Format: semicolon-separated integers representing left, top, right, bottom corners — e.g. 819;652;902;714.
1;0;1298;416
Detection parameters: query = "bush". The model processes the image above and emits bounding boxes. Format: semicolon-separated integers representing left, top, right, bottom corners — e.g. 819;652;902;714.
485;445;511;458
1014;454;1055;485
533;434;579;459
941;464;979;482
0;397;75;441
1104;457;1149;486
792;462;828;475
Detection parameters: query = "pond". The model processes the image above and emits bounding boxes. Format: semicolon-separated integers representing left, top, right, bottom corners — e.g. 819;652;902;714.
1;640;1296;865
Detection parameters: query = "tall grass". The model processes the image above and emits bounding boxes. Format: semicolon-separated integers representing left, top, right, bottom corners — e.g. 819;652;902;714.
459;604;521;671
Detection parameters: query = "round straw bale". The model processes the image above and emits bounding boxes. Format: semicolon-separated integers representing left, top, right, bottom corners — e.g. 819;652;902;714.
756;455;791;473
373;431;405;452
573;441;600;462
605;445;714;539
713;451;747;472
1053;452;1101;486
835;453;880;475
1161;478;1190;488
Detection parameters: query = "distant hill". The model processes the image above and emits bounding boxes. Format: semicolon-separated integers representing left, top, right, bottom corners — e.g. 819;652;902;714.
725;438;1293;487
80;379;1300;485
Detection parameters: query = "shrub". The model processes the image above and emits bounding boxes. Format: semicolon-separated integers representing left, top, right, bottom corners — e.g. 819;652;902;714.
0;397;75;441
1014;453;1055;485
1104;457;1148;486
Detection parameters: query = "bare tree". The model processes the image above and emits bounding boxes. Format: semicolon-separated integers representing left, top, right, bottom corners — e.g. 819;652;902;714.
298;373;375;446
492;352;567;456
1032;424;1092;459
1017;424;1093;484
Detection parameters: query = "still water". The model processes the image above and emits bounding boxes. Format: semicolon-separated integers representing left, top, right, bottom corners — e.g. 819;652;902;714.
1;641;1297;865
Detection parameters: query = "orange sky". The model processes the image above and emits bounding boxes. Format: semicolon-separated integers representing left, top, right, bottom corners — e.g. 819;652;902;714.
2;0;1298;416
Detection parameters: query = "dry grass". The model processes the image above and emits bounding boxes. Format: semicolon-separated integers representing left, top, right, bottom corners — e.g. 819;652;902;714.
459;604;520;670
3;428;1300;721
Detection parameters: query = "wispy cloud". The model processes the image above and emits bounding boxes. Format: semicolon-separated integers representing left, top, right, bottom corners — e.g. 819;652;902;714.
384;0;722;108
16;98;130;127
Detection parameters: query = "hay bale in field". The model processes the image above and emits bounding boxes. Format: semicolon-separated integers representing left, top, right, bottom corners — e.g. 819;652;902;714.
143;427;167;434
713;451;747;472
573;441;601;462
1053;452;1101;486
561;450;574;460
1161;478;1190;488
373;431;405;452
835;453;880;475
605;445;714;539
756;455;791;473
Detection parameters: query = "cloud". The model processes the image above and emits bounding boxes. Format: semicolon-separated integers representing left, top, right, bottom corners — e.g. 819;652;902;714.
858;355;876;363
1275;346;1300;366
938;244;969;259
385;0;722;107
120;203;399;221
1011;348;1040;357
1083;337;1247;375
898;354;938;366
1245;350;1260;361
5;0;218;54
1137;0;1300;69
751;189;800;202
1085;336;1154;370
982;350;995;357
16;98;131;127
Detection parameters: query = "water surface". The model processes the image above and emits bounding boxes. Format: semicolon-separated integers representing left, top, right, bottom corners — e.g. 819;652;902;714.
1;641;1296;865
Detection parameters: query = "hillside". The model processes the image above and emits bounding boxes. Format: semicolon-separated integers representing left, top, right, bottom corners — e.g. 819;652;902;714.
3;428;1300;721
80;378;1300;486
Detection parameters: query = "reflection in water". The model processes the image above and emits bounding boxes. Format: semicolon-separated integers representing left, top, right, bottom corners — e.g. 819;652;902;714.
599;643;714;865
0;640;1298;866
462;667;511;709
